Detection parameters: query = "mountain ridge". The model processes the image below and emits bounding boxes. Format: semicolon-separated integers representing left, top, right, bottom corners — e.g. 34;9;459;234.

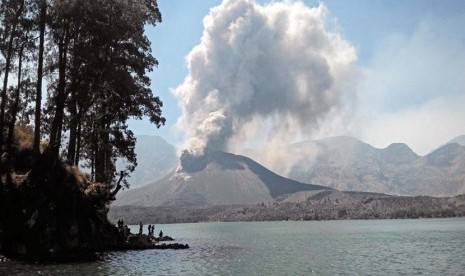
124;135;465;201
117;135;178;187
287;136;465;196
115;151;330;207
448;135;465;147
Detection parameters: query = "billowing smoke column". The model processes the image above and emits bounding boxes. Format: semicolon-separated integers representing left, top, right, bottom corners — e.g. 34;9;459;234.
175;0;356;165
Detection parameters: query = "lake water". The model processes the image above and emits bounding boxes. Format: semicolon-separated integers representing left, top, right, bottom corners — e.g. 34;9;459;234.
1;218;465;275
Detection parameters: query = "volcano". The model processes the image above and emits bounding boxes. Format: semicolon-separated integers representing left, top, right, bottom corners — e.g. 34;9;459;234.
115;151;330;207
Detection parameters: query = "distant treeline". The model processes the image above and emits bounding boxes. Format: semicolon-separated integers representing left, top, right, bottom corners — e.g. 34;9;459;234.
109;192;465;224
0;0;165;189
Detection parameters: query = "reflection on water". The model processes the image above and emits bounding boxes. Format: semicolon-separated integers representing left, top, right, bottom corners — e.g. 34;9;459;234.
1;218;465;275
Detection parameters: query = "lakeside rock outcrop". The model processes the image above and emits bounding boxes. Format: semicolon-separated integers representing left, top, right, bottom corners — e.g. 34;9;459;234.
119;233;188;250
0;149;188;261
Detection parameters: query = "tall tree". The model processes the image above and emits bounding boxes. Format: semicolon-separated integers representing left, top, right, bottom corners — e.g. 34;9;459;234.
48;0;71;157
0;0;165;194
5;43;25;185
0;0;25;157
55;0;165;187
33;0;46;156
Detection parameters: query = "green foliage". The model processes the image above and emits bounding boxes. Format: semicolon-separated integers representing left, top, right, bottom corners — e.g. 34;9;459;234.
0;0;166;259
0;0;165;188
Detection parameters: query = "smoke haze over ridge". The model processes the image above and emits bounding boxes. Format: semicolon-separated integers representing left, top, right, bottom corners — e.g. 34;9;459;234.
174;0;357;162
128;0;465;171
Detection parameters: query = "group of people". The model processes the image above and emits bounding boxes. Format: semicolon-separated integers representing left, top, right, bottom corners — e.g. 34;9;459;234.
116;219;130;238
147;224;155;236
117;219;125;228
139;221;163;238
116;219;164;240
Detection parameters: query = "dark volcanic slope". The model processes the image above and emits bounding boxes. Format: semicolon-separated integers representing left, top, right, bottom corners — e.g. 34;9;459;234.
115;151;330;207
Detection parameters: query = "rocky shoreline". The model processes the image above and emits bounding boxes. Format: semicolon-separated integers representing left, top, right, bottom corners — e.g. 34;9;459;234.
0;150;189;262
110;233;189;251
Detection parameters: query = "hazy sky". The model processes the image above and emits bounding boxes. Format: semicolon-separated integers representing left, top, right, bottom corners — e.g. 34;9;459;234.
129;0;465;156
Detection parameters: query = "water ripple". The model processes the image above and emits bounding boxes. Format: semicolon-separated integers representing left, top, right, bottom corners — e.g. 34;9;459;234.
2;218;465;275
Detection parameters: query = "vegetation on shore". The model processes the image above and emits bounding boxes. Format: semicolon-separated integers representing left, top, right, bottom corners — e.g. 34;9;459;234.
0;0;165;260
110;191;465;224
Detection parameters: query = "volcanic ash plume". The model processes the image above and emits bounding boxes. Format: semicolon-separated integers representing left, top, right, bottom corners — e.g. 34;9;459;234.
175;0;357;165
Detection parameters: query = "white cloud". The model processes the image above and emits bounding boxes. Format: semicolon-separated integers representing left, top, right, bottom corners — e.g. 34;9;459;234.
353;14;465;154
358;95;465;155
174;0;357;161
173;0;465;177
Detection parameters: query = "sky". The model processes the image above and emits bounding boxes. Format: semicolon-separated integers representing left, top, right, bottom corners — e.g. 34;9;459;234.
129;0;465;156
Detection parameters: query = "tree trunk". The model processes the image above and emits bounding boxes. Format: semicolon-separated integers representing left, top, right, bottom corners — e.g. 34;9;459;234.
97;121;112;184
95;91;111;183
95;122;105;183
0;0;25;157
74;114;82;166
49;20;69;158
109;171;125;200
66;84;77;164
5;44;25;186
66;39;81;165
33;0;47;157
91;121;97;182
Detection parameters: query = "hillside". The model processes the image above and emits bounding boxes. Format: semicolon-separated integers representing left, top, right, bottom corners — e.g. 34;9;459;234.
448;135;465;146
287;136;465;196
118;135;465;201
114;151;330;207
116;135;178;187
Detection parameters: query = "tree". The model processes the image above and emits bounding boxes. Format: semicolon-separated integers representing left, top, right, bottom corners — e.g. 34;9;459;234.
6;43;26;184
33;0;46;156
0;0;165;194
0;0;25;160
39;0;165;191
47;0;71;157
0;0;165;259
